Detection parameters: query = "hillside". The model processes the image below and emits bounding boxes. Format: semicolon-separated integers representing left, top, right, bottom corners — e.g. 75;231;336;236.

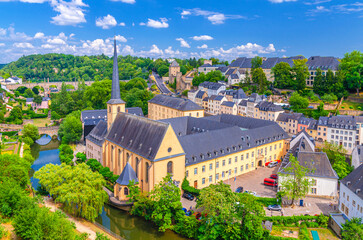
0;53;211;82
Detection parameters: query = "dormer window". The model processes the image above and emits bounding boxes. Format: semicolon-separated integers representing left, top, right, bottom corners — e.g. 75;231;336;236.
207;152;212;157
192;156;197;162
200;154;204;160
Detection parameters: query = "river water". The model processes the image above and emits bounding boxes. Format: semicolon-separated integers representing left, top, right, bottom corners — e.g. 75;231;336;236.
30;141;186;240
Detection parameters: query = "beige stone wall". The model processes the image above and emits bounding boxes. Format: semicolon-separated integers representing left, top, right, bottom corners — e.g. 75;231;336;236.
107;103;125;129
86;140;103;164
148;102;204;120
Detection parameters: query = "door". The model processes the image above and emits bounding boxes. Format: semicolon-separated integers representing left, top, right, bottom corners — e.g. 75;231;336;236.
194;180;198;188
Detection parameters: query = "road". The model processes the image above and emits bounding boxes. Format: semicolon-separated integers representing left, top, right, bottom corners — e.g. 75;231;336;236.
151;72;172;94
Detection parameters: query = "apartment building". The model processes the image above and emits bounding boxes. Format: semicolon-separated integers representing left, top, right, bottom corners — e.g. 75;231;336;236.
220;101;238;115
339;165;363;220
317;116;329;142
207;95;227;115
148;94;204;120
198;81;226;96
246;93;266;118
261;57;301;82
238;100;248;116
351;145;363;169
307;119;318;140
219;89;248;104
276;112;303;135
327;115;357;151
298;117;314;133
254;101;284;121
195;90;208;106
306;56;340;87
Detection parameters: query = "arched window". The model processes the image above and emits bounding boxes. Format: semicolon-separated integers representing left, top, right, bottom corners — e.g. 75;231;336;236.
118;149;121;168
111;145;114;170
124;187;129;196
117;106;120;112
135;157;139;177
109;106;111;113
167;161;173;174
145;162;149;183
126;153;130;162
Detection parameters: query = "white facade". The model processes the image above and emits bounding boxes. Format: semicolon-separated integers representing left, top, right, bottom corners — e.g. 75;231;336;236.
351;146;363;169
188;90;198;102
339;184;363;220
327;128;356;151
198;85;226;97
207;96;227;115
5;77;22;84
86;140;103;165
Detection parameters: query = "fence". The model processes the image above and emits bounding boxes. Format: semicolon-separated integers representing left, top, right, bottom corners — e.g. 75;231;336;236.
93;222;124;240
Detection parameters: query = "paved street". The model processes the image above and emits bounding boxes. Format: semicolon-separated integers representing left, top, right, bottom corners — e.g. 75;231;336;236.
151;72;172;94
181;166;339;216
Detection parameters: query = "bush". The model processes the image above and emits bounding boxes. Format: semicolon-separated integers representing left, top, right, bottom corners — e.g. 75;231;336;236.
59;144;74;165
256;197;278;207
263;215;327;227
75;152;87;164
349;106;353;109
95;232;110;240
299;223;310;240
181;178;200;196
0;225;8;239
174;215;200;239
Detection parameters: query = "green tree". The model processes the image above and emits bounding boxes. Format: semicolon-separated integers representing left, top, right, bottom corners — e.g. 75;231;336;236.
252;68;268;94
150;174;184;232
313;68;324;96
22;124;40;146
24;88;34;98
180;65;187;75
33;95;43;105
51;110;61;120
251;56;263;70
34;163;108;221
289;92;309;112
292;59;309;91
321;93;337;103
32;86;40;95
332;154;354;179
272;62;293;89
9;106;23;124
0;154;31;188
157;65;169;77
279;155;314;205
342;218;363;240
340;51;363;96
58;111;82;144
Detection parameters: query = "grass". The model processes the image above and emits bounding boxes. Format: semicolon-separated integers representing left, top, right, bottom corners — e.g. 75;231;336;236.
33;118;51;127
339;100;363;111
270;226;339;240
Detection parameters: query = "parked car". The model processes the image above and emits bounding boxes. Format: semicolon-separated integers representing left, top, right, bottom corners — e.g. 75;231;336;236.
182;192;194;201
270;174;278;179
244;190;258;197
267;204;282;211
264;178;278;187
235;186;244;193
268;161;279;168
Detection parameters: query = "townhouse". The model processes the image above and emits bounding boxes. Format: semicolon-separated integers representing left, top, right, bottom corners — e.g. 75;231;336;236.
207;95;227;115
276;112;303;135
306;56;340;87
220;101;238;115
254;101;284;121
198;81;226;96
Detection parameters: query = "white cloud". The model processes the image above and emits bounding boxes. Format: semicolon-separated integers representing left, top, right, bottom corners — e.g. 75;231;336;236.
192;35;213;41
13;42;34;48
176;38;190;48
0;43;5;47
0;28;7;36
268;0;297;3
141;18;169;28
20;0;48;3
180;8;245;24
121;45;134;55
197;44;208;49
47;38;66;44
304;0;331;5
69;33;75;38
112;35;127;42
34;32;45;39
96;14;117;29
50;0;88;26
110;0;135;4
119;22;126;26
307;2;363;16
149;44;163;55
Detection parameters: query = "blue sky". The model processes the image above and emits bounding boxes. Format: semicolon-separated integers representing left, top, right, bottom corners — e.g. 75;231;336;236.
0;0;362;63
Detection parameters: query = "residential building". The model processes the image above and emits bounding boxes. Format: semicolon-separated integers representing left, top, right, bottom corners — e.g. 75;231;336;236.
279;131;338;198
26;97;50;110
254;101;284;121
148;94;204;120
246;93;266;118
187;89;198;102
195;90;208;106
198;81;226;96
198;62;226;74
327;115;357;151
220;101;237;115
5;76;22;84
307;119;318;140
261;57;303;82
317;116;329;142
86;120;107;164
207;95;227;115
339;164;363;220
306;56;340;87
298;117;314;133
229;57;253;72
238;100;248;116
276;112;303;134
228;74;241;86
351;145;363;169
219;89;248;103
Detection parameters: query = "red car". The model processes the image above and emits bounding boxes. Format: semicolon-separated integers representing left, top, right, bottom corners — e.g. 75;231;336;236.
264;159;281;167
264;178;278;187
270;174;278;179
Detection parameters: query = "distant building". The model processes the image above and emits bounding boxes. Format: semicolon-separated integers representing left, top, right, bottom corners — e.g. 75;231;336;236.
254;101;284;121
219;89;248;103
26;97;50;110
306;56;340;87
339;164;363;220
220;101;237;115
351;145;363;169
261;57;301;82
238;100;248;116
148;94;204;120
197;60;226;74
276;112;303;134
195;90;208;106
246;93;266;118
297;117;314;133
207;95;227;115
279;131;338;198
5;76;22;84
198;81;226;96
317;116;329;142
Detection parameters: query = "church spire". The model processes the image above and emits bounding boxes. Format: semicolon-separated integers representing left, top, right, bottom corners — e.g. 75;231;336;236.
108;37;124;104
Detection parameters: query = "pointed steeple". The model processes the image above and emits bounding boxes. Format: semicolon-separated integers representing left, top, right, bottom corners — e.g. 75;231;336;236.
107;37;125;104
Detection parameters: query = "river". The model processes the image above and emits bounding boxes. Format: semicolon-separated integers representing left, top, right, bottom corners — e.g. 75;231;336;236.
30;140;186;240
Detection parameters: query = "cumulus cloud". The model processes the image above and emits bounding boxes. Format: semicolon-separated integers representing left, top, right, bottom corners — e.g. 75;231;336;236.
13;42;34;48
50;0;88;26
180;8;245;24
197;44;208;49
96;14;117;29
34;32;45;39
110;0;135;4
0;43;5;47
121;45;134;55
109;35;127;42
119;22;126;26
141;18;169;28
47;38;66;44
176;38;190;48
307;2;363;16
268;0;297;3
192;35;213;41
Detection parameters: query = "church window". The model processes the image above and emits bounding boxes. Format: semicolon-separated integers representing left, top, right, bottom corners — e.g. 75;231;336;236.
167;161;173;174
117;106;120;112
124;187;129;196
145;163;149;183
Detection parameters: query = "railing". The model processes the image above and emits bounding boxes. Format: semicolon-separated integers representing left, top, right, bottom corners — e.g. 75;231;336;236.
93;222;124;240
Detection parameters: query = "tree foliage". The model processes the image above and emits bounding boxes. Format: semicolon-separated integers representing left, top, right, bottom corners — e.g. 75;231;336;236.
279;155;314;205
58;111;82;144
192;71;225;86
272;62;293;89
292;59;309;91
252;68;268;94
289;92;309;112
340;51;363;95
34;163;108;221
22;124;40;146
0;154;31;188
342;218;363;240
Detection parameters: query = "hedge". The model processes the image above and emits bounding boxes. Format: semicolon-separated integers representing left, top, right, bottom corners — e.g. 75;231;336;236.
256;197;278;207
0;131;18;137
263;214;329;228
181;178;200;196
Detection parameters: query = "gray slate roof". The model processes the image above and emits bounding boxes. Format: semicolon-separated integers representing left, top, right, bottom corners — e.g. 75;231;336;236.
299;117;314;125
81;109;107;122
239;100;248;106
209;95;224;101
105;113;169;161
318;116;329;126
328;115;356;130
116;162;139;186
148;94;203;111
256;101;283;112
277;112;303;122
225;68;235;76
229;57;253;68
221;101;236;107
162;115;287;166
261;57;295;69
196;90;206;99
170;60;180;67
126;107;144;117
200;63;212;67
86;120;108;146
307;56;340;71
199;81;224;90
217;66;229;73
230;74;239;79
340;164;363;200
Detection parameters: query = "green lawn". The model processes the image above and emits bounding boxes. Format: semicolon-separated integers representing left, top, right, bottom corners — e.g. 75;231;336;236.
270;226;339;240
339;100;363;110
33;118;51;127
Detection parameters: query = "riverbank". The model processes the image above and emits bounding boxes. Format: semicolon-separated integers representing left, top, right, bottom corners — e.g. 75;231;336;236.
43;197;120;240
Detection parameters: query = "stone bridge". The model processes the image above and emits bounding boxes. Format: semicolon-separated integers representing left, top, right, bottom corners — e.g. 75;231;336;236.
38;126;59;136
3;81;94;92
0;124;59;136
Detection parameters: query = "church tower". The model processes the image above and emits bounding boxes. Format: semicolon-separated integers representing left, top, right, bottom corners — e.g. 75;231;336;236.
107;38;126;130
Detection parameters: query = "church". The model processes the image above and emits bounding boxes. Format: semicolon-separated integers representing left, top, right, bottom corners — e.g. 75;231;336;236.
85;39;288;202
